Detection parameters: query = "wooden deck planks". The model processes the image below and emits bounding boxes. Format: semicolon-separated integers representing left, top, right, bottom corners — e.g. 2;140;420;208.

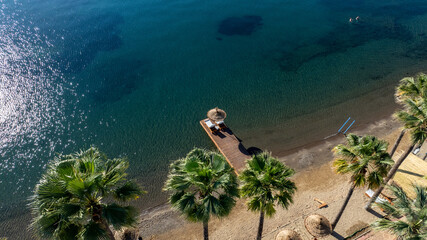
199;119;250;175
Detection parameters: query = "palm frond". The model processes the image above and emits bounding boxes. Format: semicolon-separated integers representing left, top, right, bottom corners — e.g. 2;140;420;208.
164;148;238;224
66;177;98;200
239;151;296;218
103;158;129;188
113;181;145;202
30;147;143;239
217;194;237;217
264;202;276;217
247;197;262;212
56;223;80;240
372;185;427;238
102;204;138;229
332;134;391;191
414;185;427;209
30;211;61;238
79;221;108;240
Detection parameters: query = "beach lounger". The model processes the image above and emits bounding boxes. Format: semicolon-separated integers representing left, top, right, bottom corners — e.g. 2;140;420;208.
216;120;227;130
365;189;389;204
413;147;420;155
205;119;219;134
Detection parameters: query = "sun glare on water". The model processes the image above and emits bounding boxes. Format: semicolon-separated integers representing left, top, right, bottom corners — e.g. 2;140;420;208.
0;3;77;202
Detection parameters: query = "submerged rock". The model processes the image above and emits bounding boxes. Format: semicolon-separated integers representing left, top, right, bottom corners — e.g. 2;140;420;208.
90;58;146;103
218;15;263;36
275;17;413;72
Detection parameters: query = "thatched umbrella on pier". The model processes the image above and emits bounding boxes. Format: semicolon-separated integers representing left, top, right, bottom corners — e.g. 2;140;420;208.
304;214;332;239
207;107;227;122
276;229;303;240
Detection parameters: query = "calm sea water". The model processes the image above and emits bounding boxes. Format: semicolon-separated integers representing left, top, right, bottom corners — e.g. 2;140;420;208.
2;0;427;237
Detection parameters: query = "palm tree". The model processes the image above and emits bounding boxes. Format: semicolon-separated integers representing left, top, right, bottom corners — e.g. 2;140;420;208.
372;185;427;239
239;151;297;240
395;74;427;101
30;147;144;240
163;148;239;240
331;134;393;230
365;95;427;210
389;74;427;157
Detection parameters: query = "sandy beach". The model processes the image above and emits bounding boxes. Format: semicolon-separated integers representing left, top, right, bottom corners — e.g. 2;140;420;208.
137;114;407;240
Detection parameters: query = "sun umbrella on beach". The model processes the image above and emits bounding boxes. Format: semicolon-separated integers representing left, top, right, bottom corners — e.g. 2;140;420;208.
304;214;332;239
207;107;227;122
276;229;303;240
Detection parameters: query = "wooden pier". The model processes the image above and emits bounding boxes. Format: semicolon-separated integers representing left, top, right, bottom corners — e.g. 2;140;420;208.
200;119;251;174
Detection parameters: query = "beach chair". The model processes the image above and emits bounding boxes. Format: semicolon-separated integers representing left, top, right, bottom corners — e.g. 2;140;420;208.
216;120;227;130
205;119;219;134
365;189;394;213
365;189;390;204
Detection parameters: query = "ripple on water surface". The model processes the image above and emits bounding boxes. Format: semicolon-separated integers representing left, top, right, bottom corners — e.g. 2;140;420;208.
0;3;82;220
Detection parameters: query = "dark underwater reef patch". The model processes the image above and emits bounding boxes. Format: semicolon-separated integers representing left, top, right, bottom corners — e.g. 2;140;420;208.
90;58;147;103
218;15;263;36
318;0;368;11
374;3;427;20
405;39;427;60
36;12;124;73
275;18;413;72
319;0;427;21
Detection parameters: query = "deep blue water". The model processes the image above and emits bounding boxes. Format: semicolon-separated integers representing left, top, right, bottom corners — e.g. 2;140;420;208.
2;0;427;238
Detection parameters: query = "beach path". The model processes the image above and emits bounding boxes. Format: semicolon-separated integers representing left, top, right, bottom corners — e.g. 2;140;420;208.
200;119;250;174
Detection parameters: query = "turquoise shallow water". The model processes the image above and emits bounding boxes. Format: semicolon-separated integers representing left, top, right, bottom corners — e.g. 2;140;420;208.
2;0;427;237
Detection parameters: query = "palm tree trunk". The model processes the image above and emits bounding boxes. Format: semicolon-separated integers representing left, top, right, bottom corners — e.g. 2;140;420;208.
101;218;115;240
331;182;356;230
256;211;265;240
94;204;114;240
203;220;209;240
364;144;414;210
390;129;405;157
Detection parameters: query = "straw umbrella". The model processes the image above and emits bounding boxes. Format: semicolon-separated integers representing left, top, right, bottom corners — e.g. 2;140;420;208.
304;214;332;239
276;229;303;240
207;107;227;122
